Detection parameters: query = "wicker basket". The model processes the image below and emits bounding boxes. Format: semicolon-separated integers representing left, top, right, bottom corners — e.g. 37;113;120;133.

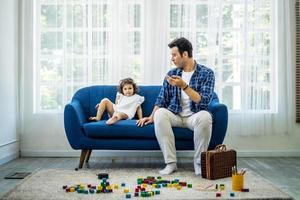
201;144;237;180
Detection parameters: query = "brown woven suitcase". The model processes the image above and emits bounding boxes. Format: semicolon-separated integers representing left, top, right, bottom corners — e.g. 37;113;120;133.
201;144;236;180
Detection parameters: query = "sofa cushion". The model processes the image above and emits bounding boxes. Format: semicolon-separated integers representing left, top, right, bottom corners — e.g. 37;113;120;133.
83;120;193;140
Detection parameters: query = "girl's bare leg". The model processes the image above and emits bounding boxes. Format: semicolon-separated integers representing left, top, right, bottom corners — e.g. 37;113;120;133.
89;98;114;121
106;112;128;125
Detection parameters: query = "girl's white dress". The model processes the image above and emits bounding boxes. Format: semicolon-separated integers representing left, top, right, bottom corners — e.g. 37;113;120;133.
113;92;145;119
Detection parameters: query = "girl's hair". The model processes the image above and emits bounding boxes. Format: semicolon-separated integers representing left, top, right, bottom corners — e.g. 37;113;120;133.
118;78;138;94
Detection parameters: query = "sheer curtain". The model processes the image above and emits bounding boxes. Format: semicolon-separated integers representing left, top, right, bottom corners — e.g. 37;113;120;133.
35;0;294;135
166;0;294;135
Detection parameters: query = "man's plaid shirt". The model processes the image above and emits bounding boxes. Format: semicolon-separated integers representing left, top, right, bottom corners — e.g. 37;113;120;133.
155;63;215;114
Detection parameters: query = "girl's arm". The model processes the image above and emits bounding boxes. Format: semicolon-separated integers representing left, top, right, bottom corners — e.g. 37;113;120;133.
137;106;143;119
115;95;121;104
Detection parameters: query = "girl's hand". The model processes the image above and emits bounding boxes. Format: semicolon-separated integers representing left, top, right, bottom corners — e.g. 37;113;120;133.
95;103;99;109
136;117;154;127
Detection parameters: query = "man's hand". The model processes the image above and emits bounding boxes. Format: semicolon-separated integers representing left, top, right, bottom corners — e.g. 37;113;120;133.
136;117;154;127
166;75;187;89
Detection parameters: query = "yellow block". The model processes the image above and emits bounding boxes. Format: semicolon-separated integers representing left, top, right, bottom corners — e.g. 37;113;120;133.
70;187;75;192
113;184;119;189
97;186;102;190
124;188;129;193
152;184;157;188
80;185;85;189
176;186;182;190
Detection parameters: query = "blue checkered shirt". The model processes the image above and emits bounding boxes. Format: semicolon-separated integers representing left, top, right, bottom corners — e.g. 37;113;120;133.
155;63;215;114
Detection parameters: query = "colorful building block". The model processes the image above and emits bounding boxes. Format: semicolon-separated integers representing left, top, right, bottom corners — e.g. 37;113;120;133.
97;173;109;179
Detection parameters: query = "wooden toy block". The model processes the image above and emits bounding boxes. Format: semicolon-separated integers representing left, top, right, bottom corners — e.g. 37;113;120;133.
187;184;193;188
230;192;235;197
179;182;187;186
89;189;94;194
114;184;119;189
124;188;129;193
62;185;67;189
176;185;182;190
242;188;249;192
216;192;221;197
121;183;126;187
70;187;75;192
97;173;109;179
155;190;160;195
126;194;131;198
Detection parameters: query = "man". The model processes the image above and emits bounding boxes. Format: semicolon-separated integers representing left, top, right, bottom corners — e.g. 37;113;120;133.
137;37;215;175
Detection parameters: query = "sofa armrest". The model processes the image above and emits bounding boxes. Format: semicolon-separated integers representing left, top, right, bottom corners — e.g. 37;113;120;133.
64;100;87;149
208;102;228;150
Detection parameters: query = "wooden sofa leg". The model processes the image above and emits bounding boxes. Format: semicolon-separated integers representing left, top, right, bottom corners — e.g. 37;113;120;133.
75;149;88;170
85;150;92;163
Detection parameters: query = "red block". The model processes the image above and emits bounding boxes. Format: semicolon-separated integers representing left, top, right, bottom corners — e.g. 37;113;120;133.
216;192;221;197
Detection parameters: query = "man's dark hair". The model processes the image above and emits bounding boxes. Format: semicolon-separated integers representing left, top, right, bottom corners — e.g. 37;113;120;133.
118;77;138;94
168;37;193;58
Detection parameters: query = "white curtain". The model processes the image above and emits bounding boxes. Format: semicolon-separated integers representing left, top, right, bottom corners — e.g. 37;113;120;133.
230;0;295;136
160;0;295;135
35;0;295;135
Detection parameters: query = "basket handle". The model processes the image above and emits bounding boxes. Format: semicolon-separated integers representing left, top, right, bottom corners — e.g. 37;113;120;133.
215;144;227;151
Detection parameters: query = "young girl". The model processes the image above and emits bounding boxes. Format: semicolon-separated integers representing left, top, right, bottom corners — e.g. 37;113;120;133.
89;78;144;125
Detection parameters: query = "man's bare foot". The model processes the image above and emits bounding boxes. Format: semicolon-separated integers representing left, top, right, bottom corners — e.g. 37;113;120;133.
106;116;119;125
89;117;100;121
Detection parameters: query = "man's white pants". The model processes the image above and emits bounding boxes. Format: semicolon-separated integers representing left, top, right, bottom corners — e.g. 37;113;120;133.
154;108;212;164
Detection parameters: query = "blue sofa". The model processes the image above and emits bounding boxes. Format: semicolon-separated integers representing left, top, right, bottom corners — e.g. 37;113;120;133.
64;85;228;169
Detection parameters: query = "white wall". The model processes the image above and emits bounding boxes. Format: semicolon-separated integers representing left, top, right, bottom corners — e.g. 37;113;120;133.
0;0;20;164
20;0;300;157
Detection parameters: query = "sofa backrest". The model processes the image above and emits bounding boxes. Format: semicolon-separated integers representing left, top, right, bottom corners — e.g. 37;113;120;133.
72;85;219;120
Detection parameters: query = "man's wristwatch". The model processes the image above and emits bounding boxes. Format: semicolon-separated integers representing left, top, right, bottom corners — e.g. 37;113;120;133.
182;84;189;91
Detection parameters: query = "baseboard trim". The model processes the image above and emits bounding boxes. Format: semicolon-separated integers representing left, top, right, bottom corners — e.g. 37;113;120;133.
0;151;19;165
21;149;300;157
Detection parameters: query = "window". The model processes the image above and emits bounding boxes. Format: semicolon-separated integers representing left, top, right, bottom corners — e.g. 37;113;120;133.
36;0;143;111
169;0;274;112
36;0;275;113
